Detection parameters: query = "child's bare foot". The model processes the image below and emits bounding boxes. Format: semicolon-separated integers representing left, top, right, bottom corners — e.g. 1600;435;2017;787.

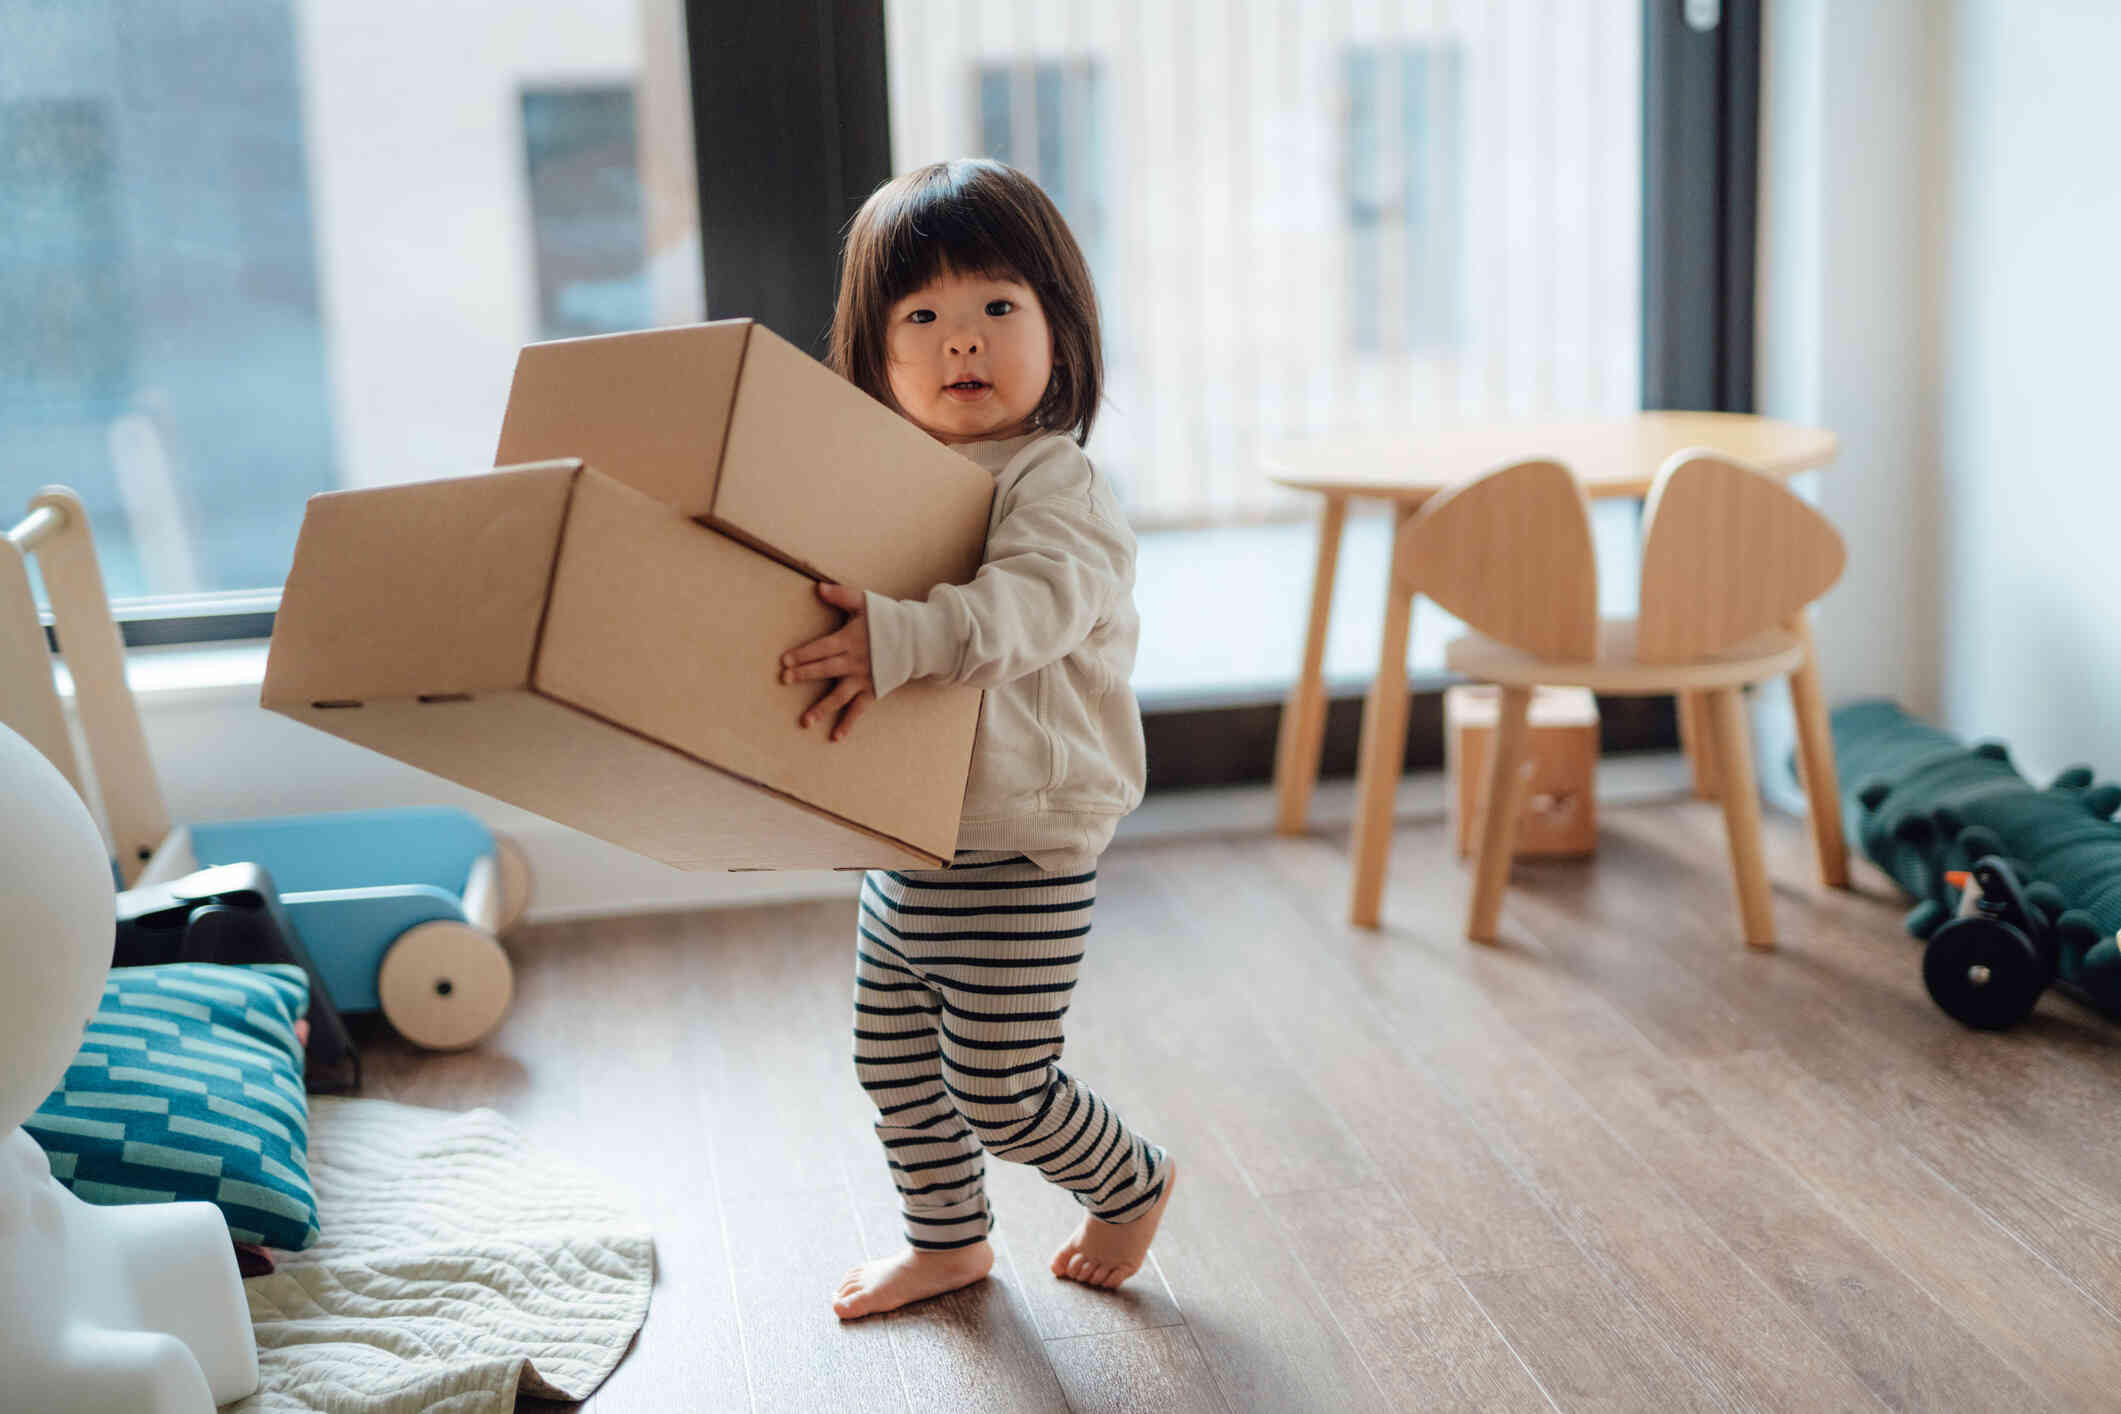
832;1240;993;1319
1050;1157;1177;1289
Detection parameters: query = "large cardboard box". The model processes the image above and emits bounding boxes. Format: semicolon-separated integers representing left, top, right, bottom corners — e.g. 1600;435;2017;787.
263;461;982;870
493;318;992;599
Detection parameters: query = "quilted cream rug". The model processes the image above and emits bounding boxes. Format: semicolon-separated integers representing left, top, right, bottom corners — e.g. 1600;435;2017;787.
226;1097;654;1412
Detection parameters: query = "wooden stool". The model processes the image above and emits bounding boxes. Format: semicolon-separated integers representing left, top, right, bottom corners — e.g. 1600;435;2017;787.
1446;684;1599;859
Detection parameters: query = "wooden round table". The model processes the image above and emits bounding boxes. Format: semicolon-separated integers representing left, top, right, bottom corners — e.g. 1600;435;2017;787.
1262;411;1847;916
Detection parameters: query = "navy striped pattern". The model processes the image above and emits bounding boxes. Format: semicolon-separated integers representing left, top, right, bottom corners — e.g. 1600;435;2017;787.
855;849;1166;1251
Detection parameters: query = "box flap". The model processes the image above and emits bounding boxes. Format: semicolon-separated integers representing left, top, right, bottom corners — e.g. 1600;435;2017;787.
533;471;978;862
492;320;751;519
717;323;994;599
263;462;578;706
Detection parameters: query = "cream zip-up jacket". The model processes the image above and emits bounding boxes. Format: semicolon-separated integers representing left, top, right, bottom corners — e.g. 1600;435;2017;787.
864;430;1145;872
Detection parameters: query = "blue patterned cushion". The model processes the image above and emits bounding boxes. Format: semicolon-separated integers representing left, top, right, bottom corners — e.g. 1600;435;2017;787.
25;961;321;1250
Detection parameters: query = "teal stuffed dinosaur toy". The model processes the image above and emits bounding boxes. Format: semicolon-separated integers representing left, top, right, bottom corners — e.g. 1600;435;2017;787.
1831;699;2121;1023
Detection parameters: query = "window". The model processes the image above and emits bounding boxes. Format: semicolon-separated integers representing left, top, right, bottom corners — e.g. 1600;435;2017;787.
1344;44;1465;354
975;60;1109;303
0;0;701;626
2;6;338;604
521;86;653;340
887;1;1644;701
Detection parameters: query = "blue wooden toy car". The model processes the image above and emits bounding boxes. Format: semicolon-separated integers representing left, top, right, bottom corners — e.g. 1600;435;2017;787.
175;806;531;1050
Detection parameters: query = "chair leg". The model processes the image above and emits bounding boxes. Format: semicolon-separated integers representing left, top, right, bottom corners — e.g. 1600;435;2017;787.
1785;613;1851;887
1467;685;1532;943
1348;563;1418;929
1678;690;1720;799
1707;687;1775;948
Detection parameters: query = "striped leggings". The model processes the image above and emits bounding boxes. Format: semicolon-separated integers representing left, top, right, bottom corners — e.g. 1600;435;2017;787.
853;849;1168;1250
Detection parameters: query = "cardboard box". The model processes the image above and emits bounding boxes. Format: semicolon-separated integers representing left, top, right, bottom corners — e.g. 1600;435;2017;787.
261;460;983;870
493;318;993;600
1446;684;1599;859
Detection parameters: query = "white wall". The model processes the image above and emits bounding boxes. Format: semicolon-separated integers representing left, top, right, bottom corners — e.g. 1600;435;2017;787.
1756;0;1947;722
1932;0;2121;780
1760;0;2121;782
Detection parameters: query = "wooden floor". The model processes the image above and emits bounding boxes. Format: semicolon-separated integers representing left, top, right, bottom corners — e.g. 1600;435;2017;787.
352;795;2121;1413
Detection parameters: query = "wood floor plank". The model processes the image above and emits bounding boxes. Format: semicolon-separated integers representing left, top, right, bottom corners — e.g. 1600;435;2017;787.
1446;931;2058;1413
1264;1184;1556;1413
1134;844;1722;1412
1045;1325;1229;1414
1136;846;1581;1276
1091;854;1382;1202
360;916;755;1414
1649;802;2121;1173
337;780;2121;1414
697;899;879;1207
977;1152;1188;1340
1482;810;2121;1408
1242;835;1866;1412
843;1183;1070;1413
1043;859;1401;1412
723;1187;907;1412
1140;1156;1399;1414
1690;1044;2119;1411
1629;808;2121;1308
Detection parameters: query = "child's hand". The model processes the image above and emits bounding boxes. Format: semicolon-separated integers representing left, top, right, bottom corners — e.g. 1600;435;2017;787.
779;582;875;742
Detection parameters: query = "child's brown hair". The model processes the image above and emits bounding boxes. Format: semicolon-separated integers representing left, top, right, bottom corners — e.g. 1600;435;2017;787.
829;159;1103;445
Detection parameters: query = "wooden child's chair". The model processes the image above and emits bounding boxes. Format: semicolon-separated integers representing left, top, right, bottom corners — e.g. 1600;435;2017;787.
1347;448;1848;946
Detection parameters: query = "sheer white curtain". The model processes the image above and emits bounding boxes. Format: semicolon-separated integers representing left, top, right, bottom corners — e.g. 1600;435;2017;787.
886;0;1642;529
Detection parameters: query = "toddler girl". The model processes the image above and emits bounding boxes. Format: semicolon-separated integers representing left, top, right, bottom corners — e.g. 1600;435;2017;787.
777;158;1175;1319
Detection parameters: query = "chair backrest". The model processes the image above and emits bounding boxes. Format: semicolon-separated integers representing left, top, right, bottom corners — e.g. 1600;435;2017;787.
1635;447;1846;663
1397;457;1599;661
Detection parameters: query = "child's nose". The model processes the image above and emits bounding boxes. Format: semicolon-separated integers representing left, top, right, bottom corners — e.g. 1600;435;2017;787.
948;333;980;355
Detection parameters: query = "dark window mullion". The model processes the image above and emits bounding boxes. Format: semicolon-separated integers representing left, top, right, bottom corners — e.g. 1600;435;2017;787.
1642;0;1760;413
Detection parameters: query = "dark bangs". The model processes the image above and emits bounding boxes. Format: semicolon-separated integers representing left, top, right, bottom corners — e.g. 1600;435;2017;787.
829;159;1104;444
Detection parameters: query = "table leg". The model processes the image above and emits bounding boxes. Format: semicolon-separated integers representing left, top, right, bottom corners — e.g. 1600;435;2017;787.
1785;610;1851;888
1274;493;1349;835
1348;503;1418;928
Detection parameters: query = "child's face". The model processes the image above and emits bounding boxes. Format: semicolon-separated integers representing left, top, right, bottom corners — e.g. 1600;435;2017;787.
884;267;1053;444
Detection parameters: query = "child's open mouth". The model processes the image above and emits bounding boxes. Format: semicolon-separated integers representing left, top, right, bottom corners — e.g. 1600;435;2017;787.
944;379;990;400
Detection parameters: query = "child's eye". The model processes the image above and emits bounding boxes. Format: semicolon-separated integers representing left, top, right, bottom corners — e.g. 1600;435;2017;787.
907;308;935;324
985;300;1014;317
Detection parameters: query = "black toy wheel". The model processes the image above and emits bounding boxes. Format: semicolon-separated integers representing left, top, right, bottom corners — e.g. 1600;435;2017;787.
1923;917;2047;1030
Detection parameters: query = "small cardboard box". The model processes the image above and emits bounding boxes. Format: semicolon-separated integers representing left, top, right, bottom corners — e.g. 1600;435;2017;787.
493;318;993;600
1446;684;1599;859
261;461;982;870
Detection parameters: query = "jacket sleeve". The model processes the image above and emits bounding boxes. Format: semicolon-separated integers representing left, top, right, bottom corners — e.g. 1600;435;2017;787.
864;442;1133;699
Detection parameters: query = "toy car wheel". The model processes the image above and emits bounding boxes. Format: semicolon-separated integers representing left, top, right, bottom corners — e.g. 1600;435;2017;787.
490;830;533;936
1923;916;2046;1030
377;921;515;1051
